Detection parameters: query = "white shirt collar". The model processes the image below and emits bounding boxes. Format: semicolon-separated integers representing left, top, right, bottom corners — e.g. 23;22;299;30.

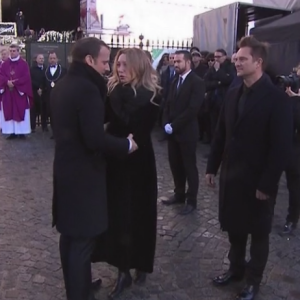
9;56;20;62
179;69;192;82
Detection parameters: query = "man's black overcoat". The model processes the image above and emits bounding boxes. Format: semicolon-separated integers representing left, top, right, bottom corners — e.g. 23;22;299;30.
206;75;293;234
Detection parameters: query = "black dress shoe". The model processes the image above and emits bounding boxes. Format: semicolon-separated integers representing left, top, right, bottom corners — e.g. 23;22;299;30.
283;221;297;234
108;271;132;299
162;195;185;205
236;284;258;300
6;134;17;140
91;278;102;292
213;271;243;286
179;204;195;215
134;270;147;284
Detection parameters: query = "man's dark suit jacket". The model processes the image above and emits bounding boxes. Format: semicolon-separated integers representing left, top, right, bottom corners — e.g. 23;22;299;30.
161;66;176;100
162;71;205;142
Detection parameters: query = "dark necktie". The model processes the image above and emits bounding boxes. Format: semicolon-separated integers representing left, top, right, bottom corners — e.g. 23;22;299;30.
177;76;183;90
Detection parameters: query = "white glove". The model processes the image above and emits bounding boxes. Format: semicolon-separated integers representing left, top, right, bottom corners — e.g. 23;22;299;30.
164;123;173;134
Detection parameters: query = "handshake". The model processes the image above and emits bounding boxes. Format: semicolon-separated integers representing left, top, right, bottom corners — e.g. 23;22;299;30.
127;134;138;154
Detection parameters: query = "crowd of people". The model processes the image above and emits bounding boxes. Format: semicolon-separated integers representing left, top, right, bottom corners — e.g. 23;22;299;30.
0;36;299;300
0;45;67;139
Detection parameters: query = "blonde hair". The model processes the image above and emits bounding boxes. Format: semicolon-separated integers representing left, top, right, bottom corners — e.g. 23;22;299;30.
107;48;161;103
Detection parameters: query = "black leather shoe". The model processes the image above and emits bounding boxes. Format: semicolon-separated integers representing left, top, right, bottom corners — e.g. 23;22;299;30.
283;221;297;234
134;270;147;284
91;278;102;292
6;134;17;140
213;271;243;286
235;284;258;300
162;195;185;205
108;271;132;299
179;204;195;215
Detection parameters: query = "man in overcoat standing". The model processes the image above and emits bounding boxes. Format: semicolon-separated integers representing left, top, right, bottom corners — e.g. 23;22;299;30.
206;36;293;300
50;37;137;300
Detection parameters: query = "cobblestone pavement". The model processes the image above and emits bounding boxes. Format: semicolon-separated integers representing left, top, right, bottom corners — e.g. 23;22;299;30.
0;129;299;300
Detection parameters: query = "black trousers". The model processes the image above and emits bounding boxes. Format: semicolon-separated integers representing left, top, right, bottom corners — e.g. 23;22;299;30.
285;145;300;224
168;139;199;207
40;98;49;130
228;232;269;286
59;235;95;300
198;111;211;142
30;94;42;130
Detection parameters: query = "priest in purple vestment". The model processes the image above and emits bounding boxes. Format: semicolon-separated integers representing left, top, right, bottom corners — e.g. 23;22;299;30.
0;44;33;139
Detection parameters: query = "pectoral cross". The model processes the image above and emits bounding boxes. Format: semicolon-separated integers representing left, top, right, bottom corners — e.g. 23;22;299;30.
10;70;15;80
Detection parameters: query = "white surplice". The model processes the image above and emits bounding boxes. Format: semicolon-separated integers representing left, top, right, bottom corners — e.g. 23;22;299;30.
0;100;31;135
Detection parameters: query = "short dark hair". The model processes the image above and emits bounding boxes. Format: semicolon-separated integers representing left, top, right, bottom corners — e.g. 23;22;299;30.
49;51;57;56
175;50;192;62
71;37;109;62
215;48;227;56
238;36;269;70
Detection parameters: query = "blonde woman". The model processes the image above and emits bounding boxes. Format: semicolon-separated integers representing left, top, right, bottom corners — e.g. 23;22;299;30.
92;48;161;299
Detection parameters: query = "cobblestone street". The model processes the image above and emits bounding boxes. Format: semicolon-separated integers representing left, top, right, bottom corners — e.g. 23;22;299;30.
0;129;299;300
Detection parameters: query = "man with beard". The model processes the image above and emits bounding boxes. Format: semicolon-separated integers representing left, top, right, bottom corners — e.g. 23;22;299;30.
206;36;293;300
51;37;138;300
162;50;205;215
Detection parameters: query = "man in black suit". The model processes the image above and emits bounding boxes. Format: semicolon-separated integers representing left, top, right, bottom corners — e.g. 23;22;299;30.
158;53;176;141
42;51;67;137
162;50;205;215
30;54;45;132
51;37;138;300
206;36;293;300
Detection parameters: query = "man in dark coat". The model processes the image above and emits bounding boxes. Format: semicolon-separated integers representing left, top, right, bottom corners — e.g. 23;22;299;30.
283;87;300;234
30;54;45;132
15;11;25;36
158;53;176;141
51;37;138;300
162;50;205;215
204;49;235;139
206;36;293;300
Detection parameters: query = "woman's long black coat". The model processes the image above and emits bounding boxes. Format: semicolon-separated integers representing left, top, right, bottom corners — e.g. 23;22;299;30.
206;75;293;235
92;84;159;273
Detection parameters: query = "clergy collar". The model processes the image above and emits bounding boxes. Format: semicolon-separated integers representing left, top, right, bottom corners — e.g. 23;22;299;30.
9;56;20;62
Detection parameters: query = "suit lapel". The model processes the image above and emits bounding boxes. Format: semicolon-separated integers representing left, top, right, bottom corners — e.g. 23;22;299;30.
176;72;192;99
